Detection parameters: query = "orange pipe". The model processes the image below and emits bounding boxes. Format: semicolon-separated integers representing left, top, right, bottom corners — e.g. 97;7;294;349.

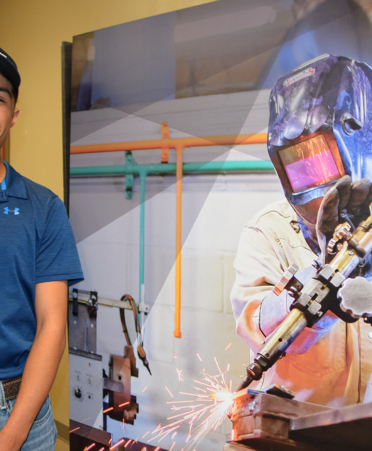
174;144;184;338
70;133;267;154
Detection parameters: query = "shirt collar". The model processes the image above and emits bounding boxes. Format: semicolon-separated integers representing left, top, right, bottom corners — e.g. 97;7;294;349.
0;161;28;202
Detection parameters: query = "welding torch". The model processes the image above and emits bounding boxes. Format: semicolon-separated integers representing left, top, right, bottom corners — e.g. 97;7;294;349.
237;205;372;392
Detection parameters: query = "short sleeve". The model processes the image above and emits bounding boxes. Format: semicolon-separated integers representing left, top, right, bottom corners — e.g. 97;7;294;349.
35;197;84;286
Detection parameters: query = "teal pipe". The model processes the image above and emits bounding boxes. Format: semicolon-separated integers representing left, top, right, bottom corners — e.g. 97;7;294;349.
70;160;274;177
139;172;146;326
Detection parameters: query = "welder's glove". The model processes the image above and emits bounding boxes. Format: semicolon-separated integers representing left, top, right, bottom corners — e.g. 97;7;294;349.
316;176;372;264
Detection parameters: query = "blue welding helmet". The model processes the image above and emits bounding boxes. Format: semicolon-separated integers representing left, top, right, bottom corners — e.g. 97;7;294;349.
268;54;372;207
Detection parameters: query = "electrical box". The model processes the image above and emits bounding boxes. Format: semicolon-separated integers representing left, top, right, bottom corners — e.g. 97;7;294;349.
69;349;104;430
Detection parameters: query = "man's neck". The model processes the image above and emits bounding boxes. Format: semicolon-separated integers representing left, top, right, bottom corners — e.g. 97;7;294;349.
0;160;6;184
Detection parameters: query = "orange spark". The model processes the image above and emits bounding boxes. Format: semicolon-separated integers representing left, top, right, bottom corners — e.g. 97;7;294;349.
103;407;114;413
119;401;130;407
214;357;222;375
110;438;124;450
166;400;192;404
176;368;184;382
81;417;91;423
108;439;112;445
154;448;160;451
169;442;176;451
227;364;230;372
173;355;178;359
152;362;234;450
165;386;174;398
142;431;149;438
142;386;148;393
225;343;232;350
69;427;80;433
86;444;96;450
196;353;202;361
124;439;132;447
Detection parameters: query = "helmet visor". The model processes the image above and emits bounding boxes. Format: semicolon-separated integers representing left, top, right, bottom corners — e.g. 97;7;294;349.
278;134;341;194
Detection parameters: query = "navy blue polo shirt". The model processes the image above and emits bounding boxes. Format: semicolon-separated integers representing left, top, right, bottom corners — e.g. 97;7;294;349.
0;162;84;379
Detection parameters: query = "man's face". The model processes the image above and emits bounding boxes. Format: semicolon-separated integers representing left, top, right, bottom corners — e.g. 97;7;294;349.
0;73;19;149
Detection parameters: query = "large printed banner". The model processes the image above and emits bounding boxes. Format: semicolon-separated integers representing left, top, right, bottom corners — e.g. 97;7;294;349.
68;1;372;450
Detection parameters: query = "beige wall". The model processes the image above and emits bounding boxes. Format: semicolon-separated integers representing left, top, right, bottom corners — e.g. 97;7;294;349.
0;0;215;430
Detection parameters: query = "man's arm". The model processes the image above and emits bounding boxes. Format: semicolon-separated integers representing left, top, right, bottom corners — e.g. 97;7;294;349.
0;280;67;450
231;226;338;355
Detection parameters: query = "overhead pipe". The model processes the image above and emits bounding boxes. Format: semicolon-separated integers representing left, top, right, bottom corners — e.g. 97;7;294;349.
70;160;273;177
70;132;267;155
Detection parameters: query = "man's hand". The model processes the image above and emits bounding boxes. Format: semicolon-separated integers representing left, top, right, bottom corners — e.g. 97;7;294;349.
316;176;372;261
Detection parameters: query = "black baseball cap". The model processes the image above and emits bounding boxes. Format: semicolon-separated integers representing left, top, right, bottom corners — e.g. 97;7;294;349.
0;48;20;99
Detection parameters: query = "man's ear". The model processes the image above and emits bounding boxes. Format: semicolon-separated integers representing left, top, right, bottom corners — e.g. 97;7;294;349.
11;108;20;127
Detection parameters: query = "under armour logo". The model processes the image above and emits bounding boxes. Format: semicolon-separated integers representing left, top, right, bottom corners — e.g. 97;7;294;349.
4;207;20;215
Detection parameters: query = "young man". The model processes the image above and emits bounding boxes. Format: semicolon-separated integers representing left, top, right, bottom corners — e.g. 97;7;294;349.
231;55;372;407
0;48;83;450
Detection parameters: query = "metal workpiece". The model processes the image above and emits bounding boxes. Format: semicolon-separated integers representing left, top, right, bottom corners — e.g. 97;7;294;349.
228;391;330;450
289;401;372;451
228;389;372;451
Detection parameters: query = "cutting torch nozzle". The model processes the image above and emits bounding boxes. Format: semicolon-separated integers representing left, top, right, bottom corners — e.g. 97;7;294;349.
137;345;152;375
236;361;263;392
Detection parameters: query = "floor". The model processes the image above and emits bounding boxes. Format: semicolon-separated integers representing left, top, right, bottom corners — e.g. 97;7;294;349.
55;437;69;451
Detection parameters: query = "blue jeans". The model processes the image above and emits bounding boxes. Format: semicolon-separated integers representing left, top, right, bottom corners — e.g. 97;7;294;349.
0;382;57;450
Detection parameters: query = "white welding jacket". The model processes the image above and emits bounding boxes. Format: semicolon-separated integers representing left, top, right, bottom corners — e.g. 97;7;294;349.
231;198;372;407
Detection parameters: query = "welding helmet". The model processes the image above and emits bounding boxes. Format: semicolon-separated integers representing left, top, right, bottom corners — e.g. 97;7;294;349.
268;54;372;211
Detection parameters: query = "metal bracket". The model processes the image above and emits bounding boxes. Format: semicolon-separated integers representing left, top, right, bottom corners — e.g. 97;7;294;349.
138;303;149;313
69;289;150;313
87;291;98;318
103;378;124;393
124;151;137;199
72;288;79;316
160;121;170;163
